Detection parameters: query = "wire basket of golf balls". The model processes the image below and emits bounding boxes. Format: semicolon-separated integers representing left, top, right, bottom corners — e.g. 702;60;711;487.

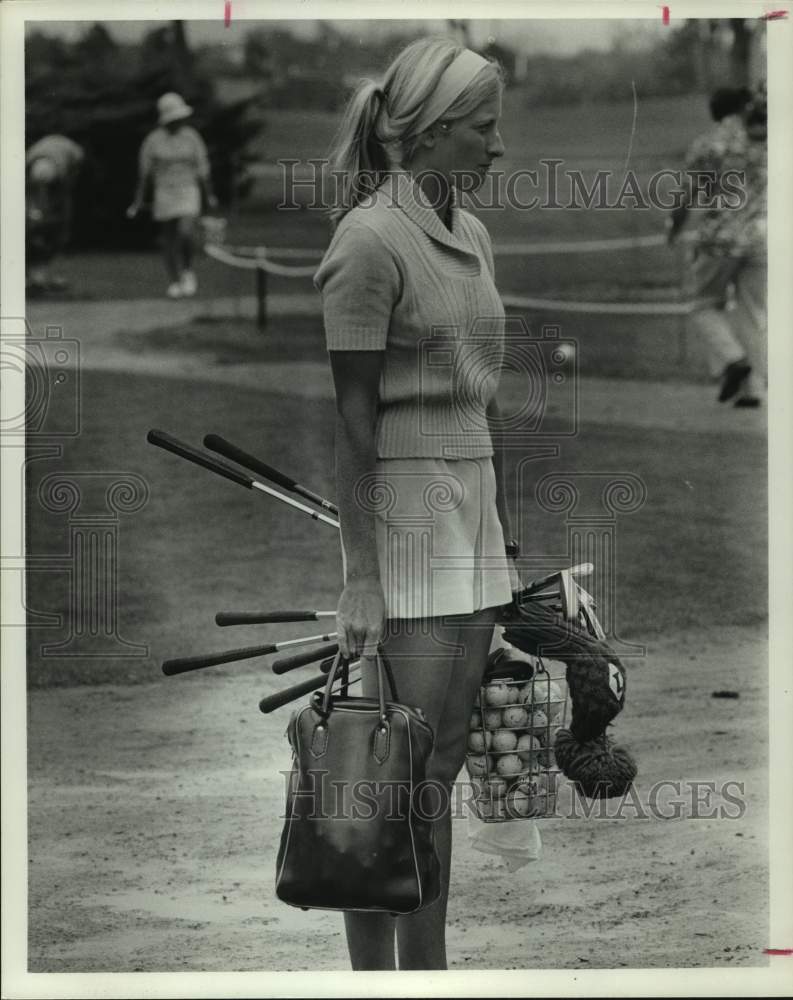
466;649;568;822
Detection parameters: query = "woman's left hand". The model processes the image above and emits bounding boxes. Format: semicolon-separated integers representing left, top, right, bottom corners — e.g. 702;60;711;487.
205;194;219;211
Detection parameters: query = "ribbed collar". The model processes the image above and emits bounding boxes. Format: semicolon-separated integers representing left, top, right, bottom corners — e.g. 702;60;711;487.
382;171;475;257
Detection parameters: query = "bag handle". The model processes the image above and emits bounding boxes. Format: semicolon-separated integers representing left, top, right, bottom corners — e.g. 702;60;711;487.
319;647;399;722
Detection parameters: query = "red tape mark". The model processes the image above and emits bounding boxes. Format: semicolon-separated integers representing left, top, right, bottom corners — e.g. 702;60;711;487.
764;948;793;955
662;5;670;24
224;0;232;26
761;8;788;17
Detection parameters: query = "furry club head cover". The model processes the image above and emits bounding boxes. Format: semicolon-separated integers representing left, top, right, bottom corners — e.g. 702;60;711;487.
500;597;637;799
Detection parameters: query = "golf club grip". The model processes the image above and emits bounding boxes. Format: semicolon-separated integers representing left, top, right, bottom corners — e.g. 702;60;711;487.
272;642;339;675
204;435;296;492
204;434;339;515
162;641;279;675
258;672;330;713
215;611;321;626
258;667;358;714
147;430;253;490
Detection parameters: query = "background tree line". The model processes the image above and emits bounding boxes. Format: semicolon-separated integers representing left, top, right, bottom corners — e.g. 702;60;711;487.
25;18;762;249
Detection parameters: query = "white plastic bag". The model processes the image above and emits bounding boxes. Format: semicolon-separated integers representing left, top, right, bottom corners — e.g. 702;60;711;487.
465;804;542;872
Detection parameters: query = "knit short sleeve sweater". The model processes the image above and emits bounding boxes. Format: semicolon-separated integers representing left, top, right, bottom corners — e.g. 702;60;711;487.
314;172;505;460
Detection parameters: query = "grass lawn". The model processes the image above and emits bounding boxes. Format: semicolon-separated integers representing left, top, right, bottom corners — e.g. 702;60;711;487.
47;92;707;303
26;354;766;688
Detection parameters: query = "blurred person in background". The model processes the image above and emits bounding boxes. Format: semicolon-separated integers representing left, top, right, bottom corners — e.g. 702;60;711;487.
26;134;85;295
668;85;767;408
127;92;217;299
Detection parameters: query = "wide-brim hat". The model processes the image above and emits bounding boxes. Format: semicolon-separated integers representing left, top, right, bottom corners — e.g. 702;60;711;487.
158;92;193;125
28;156;58;183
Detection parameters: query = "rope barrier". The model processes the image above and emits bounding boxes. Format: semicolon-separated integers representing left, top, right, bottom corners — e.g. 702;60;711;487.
502;294;714;317
204;243;317;278
206;232;681;268
494;234;677;256
203;231;699;330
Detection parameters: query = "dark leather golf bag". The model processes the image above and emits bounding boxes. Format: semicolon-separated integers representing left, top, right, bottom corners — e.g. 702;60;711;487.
275;651;441;914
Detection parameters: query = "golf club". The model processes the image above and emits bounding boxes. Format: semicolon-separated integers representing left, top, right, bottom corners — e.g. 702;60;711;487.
204;434;339;516
259;665;361;714
216;610;336;627
147;429;339;528
162;631;337;676
272;642;340;675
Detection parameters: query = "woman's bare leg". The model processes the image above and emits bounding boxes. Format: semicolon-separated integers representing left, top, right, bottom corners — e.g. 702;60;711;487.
177;215;196;272
342;911;397;971
161;220;181;283
342;609;496;970
394;610;496;969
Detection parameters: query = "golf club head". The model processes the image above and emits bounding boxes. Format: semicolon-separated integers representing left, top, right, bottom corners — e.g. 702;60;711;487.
576;583;606;639
559;570;579;621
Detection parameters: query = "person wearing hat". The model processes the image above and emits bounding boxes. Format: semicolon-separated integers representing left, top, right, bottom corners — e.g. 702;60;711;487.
26;134;85;293
127;93;217;298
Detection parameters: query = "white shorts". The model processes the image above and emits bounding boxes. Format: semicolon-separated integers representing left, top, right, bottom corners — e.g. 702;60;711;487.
342;456;514;619
153;182;201;222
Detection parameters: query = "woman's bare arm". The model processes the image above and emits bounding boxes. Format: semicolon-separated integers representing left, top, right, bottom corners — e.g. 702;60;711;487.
487;395;513;541
329;349;386;659
488;395;522;591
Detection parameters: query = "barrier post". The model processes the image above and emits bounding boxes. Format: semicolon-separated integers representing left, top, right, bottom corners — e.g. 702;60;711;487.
256;264;267;331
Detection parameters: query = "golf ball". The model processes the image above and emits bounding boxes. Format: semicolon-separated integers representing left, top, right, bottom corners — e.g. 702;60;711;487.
530;678;564;719
468;729;492;753
502;705;528;728
483;708;503;729
492;729;518;752
470;710;481;730
505;684;521;704
516;733;542;764
484;682;510;707
496;753;523;777
506;786;536;818
466;754;492;777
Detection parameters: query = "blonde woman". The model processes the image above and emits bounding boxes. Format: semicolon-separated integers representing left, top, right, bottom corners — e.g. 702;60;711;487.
314;37;518;970
127;93;217;299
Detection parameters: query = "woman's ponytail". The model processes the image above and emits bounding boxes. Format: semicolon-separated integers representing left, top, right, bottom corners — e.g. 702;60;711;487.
326;80;391;226
325;37;502;228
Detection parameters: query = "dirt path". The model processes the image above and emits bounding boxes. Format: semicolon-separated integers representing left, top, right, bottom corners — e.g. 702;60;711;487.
24;297;766;439
21;294;770;972
27;625;768;972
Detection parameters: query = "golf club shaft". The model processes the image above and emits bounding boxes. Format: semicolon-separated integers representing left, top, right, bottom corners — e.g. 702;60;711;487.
258;666;360;714
272;642;340;675
147;429;339;528
251;481;339;528
215;610;336;627
162;632;338;676
204;434;339;515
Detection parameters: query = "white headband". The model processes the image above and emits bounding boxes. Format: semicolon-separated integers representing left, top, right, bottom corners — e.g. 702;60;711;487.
411;49;491;137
